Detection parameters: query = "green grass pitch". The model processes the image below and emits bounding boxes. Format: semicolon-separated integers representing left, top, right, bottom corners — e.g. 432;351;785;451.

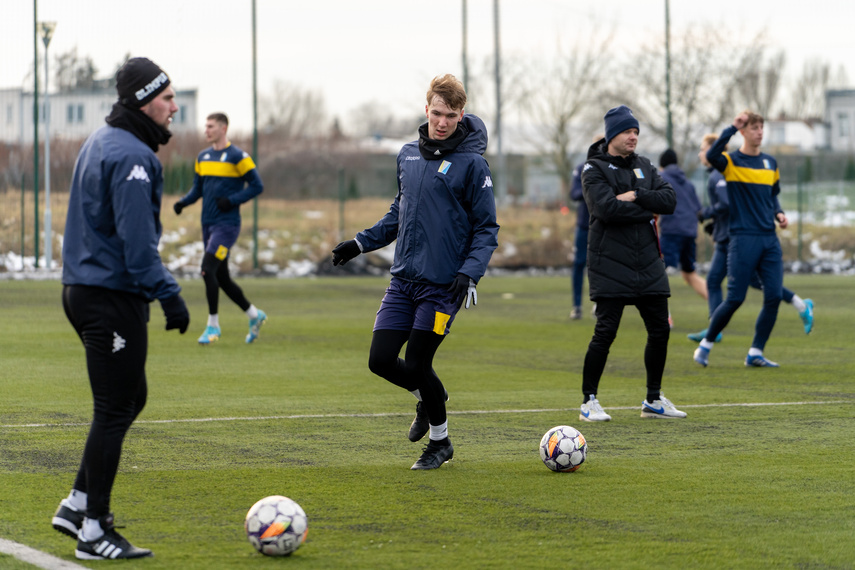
1;274;853;568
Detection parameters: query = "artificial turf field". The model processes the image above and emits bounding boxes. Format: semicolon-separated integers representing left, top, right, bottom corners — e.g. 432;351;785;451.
1;274;853;569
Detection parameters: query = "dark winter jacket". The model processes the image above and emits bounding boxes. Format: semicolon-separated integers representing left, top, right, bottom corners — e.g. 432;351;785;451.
581;139;676;300
62;125;180;302
699;168;730;243
570;161;589;230
356;114;499;285
658;164;701;237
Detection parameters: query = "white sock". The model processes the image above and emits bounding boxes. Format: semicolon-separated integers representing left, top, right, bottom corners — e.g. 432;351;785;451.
246;305;258;320
410;389;422;401
81;517;105;542
207;314;219;328
790;295;806;313
67;489;87;511
699;338;714;350
748;347;763;357
429;421;448;441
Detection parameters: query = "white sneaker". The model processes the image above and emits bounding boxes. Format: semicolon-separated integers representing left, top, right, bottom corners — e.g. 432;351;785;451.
579;396;611;422
641;393;687;418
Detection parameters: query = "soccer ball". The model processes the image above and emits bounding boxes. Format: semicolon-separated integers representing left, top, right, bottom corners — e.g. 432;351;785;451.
539;425;587;472
245;495;308;556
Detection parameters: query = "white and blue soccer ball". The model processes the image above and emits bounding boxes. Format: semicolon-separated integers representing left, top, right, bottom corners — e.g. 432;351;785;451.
245;495;308;556
539;425;587;472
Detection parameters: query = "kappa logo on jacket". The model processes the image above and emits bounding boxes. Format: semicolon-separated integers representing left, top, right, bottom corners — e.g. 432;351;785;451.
125;165;150;182
482;176;493;188
112;332;126;353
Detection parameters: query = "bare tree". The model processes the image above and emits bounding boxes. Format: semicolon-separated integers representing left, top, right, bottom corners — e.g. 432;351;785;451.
608;24;770;171
259;81;329;139
54;47;98;92
513;29;614;199
786;58;851;119
735;50;786;118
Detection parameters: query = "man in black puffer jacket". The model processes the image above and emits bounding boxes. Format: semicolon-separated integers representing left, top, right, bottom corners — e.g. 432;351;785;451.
577;105;687;423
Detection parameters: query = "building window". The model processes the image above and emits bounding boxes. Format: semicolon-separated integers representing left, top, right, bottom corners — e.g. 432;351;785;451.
838;112;850;138
6;104;12;124
67;104;74;124
77;104;84;122
177;105;186;124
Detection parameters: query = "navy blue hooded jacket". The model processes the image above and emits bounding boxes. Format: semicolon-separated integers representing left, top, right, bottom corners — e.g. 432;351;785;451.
62;125;180;301
356;114;499;285
658;164;702;238
570;161;589;230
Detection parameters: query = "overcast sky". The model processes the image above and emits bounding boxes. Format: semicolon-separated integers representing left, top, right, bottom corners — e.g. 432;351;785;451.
2;0;853;135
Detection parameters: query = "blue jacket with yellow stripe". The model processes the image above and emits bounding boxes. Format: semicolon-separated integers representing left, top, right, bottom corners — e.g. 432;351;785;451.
355;114;499;286
176;142;263;226
706;125;780;235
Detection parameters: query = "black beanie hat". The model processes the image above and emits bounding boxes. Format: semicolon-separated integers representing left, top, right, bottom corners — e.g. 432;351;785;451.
116;57;171;108
659;148;678;168
604;105;640;144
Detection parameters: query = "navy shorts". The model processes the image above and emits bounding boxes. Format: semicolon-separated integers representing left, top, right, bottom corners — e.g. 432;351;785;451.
660;234;697;273
202;225;240;260
373;277;461;336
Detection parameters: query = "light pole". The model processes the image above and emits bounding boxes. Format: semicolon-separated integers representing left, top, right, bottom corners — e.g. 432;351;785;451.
39;21;56;271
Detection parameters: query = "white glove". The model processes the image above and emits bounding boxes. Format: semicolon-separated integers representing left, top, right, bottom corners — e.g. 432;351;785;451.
465;279;477;309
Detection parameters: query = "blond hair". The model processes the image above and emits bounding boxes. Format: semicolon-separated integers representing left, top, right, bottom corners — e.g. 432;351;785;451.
426;74;467;111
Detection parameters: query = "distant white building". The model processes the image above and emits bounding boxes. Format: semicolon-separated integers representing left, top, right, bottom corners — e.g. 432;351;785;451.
0;86;198;145
826;89;855;153
764;117;828;153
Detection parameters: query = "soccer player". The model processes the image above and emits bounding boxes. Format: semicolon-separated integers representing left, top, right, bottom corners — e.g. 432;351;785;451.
53;57;189;560
693;111;790;368
174;113;266;345
331;74;499;470
690;133;814;342
657;148;706;307
578;105;686;422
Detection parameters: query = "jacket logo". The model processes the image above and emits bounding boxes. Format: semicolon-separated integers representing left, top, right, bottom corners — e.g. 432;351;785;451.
482;176;493;188
203;153;211;160
433;149;442;156
125;165;150;182
608;164;618;170
405;156;420;161
633;168;645;179
112;332;126;353
220;152;228;161
583;163;592;172
438;160;451;174
763;159;771;169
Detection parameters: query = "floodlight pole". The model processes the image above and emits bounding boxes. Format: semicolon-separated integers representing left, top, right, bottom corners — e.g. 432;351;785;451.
461;0;469;92
664;0;674;148
32;0;39;268
251;0;259;270
493;0;506;205
40;21;56;271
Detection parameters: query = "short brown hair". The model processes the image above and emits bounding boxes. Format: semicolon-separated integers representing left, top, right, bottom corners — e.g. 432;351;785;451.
701;133;718;148
742;109;764;127
426;74;466;111
207;112;229;126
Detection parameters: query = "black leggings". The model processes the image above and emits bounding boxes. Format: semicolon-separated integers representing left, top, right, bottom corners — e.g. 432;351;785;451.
62;285;149;518
368;329;447;426
201;252;250;315
582;296;670;400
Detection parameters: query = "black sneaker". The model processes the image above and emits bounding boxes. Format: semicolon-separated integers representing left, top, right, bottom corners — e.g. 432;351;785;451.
411;439;454;470
75;514;153;560
407;389;449;442
52;500;83;539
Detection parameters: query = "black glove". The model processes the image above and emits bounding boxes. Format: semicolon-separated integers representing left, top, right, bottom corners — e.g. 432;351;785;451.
332;240;361;266
173;202;184;215
697;211;705;223
447;273;477;309
160;294;190;334
704;221;715;235
217;197;234;212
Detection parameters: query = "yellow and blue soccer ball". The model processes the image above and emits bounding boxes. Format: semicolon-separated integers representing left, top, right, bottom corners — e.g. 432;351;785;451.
539;425;587;472
245;495;308;556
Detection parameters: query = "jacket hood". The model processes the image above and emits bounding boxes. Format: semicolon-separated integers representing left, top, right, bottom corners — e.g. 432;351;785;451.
586;137;637;168
661;163;688;185
456;114;489;155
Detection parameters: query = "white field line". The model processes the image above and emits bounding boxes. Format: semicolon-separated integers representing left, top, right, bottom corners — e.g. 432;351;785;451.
1;400;849;429
0;538;87;570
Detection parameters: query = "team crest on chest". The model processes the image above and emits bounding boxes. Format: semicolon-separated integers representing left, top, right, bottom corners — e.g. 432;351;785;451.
438;160;452;175
633;168;644;179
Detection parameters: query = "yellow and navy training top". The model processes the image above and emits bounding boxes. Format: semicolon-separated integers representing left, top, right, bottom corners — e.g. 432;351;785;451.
706;125;780;235
176;142;263;226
